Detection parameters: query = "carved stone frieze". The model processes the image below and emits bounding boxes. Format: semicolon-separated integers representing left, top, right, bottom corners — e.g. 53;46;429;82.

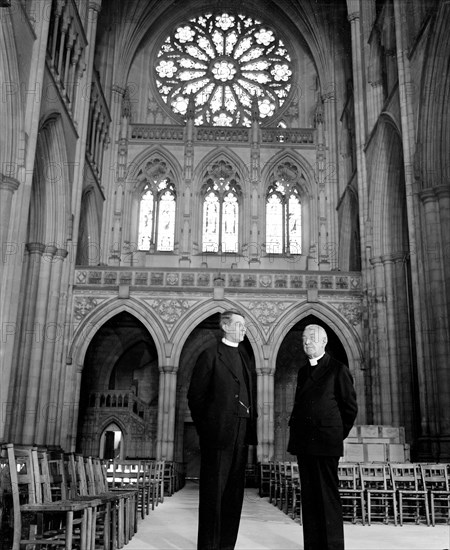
332;302;363;326
240;300;296;332
74;296;107;322
144;298;198;331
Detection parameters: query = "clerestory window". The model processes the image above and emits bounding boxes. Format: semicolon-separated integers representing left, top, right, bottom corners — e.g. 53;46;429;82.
155;12;293;126
201;160;241;252
266;178;302;255
138;169;176;252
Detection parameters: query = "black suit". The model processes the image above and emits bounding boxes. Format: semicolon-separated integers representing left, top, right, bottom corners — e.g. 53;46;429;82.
188;341;257;550
288;352;357;550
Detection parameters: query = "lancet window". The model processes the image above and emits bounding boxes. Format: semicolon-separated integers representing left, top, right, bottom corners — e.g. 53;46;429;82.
266;162;303;254
137;159;176;251
201;160;242;252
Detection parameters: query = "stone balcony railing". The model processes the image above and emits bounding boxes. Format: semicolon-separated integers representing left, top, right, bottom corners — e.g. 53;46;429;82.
87;390;149;420
74;267;362;292
129;124;316;146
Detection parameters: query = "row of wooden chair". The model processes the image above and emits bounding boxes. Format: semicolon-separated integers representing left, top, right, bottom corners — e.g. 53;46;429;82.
259;460;450;526
0;445;185;549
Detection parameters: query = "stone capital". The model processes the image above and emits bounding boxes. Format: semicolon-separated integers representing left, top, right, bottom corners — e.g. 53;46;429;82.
26;242;46;255
347;11;360;22
88;0;102;12
0;174;20;193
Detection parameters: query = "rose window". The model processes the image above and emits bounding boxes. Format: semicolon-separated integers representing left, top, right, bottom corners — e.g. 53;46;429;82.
155;12;293;126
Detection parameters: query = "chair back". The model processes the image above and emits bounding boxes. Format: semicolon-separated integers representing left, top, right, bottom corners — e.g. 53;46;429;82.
389;463;423;492
420;463;450;492
338;462;361;490
359;463;393;491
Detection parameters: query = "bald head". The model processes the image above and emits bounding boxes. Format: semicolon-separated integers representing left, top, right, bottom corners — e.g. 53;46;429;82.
302;324;328;359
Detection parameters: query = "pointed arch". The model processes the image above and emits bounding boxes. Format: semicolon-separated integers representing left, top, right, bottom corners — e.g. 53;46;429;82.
170;298;263;367
416;2;450;190
69;298;167;370
369;116;408;258
77;186;101;265
0;9;23;179
28;114;71;247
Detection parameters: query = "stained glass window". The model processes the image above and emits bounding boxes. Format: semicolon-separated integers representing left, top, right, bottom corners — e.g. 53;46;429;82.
138;178;176;251
155;12;293;126
202;161;241;252
266;180;302;254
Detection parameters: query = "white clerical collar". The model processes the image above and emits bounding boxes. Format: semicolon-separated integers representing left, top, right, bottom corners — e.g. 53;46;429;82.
222;337;239;348
309;352;325;366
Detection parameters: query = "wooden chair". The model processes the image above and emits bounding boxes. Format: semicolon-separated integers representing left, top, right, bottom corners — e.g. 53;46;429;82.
269;461;281;505
150;460;165;507
163;461;175;498
5;444;95;550
0;455;14;549
289;462;302;523
338;462;365;525
86;456;137;547
389;463;430;525
278;461;292;512
359;462;397;525
258;462;271;497
420;463;450;525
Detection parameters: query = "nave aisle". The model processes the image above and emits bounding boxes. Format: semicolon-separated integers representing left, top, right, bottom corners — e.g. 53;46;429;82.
126;481;450;550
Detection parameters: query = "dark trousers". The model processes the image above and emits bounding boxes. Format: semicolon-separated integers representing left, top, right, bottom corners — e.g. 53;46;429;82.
298;455;344;550
197;418;248;550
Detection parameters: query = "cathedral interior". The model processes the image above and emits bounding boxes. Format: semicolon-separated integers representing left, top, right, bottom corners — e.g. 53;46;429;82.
1;0;449;480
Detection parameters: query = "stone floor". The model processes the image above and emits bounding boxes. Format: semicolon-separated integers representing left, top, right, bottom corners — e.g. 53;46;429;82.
126;481;450;550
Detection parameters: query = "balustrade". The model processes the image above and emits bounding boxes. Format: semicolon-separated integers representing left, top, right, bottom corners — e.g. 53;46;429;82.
46;0;88;116
88;390;147;419
86;69;111;180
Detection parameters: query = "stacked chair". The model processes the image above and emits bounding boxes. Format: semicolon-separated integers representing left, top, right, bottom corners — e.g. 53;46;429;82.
259;459;450;527
0;444;185;549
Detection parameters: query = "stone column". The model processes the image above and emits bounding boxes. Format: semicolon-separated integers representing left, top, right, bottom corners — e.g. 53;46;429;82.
369;256;392;424
156;366;178;460
257;366;275;462
21;245;58;444
35;248;68;444
420;189;450;442
392;0;430;447
381;253;402;423
0;175;19;264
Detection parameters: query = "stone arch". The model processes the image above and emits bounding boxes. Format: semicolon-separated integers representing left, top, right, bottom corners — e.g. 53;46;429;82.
266;300;364;374
416;2;450;190
28;114;71;247
338;182;361;271
69;298;167;371
77;186;101;265
369;116;408;258
0;8;23;179
170;298;264;368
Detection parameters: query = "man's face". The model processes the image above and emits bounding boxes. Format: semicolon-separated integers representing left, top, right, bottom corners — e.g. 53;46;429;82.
302;326;326;359
223;314;246;343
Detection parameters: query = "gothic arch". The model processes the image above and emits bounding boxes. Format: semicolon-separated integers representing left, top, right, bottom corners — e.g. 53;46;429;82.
170;299;263;367
127;145;184;189
369;116;407;258
267;301;364;372
193;147;250;191
0;8;23;179
77;186;101;265
417;2;450;190
69;298;167;370
28;114;71;247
